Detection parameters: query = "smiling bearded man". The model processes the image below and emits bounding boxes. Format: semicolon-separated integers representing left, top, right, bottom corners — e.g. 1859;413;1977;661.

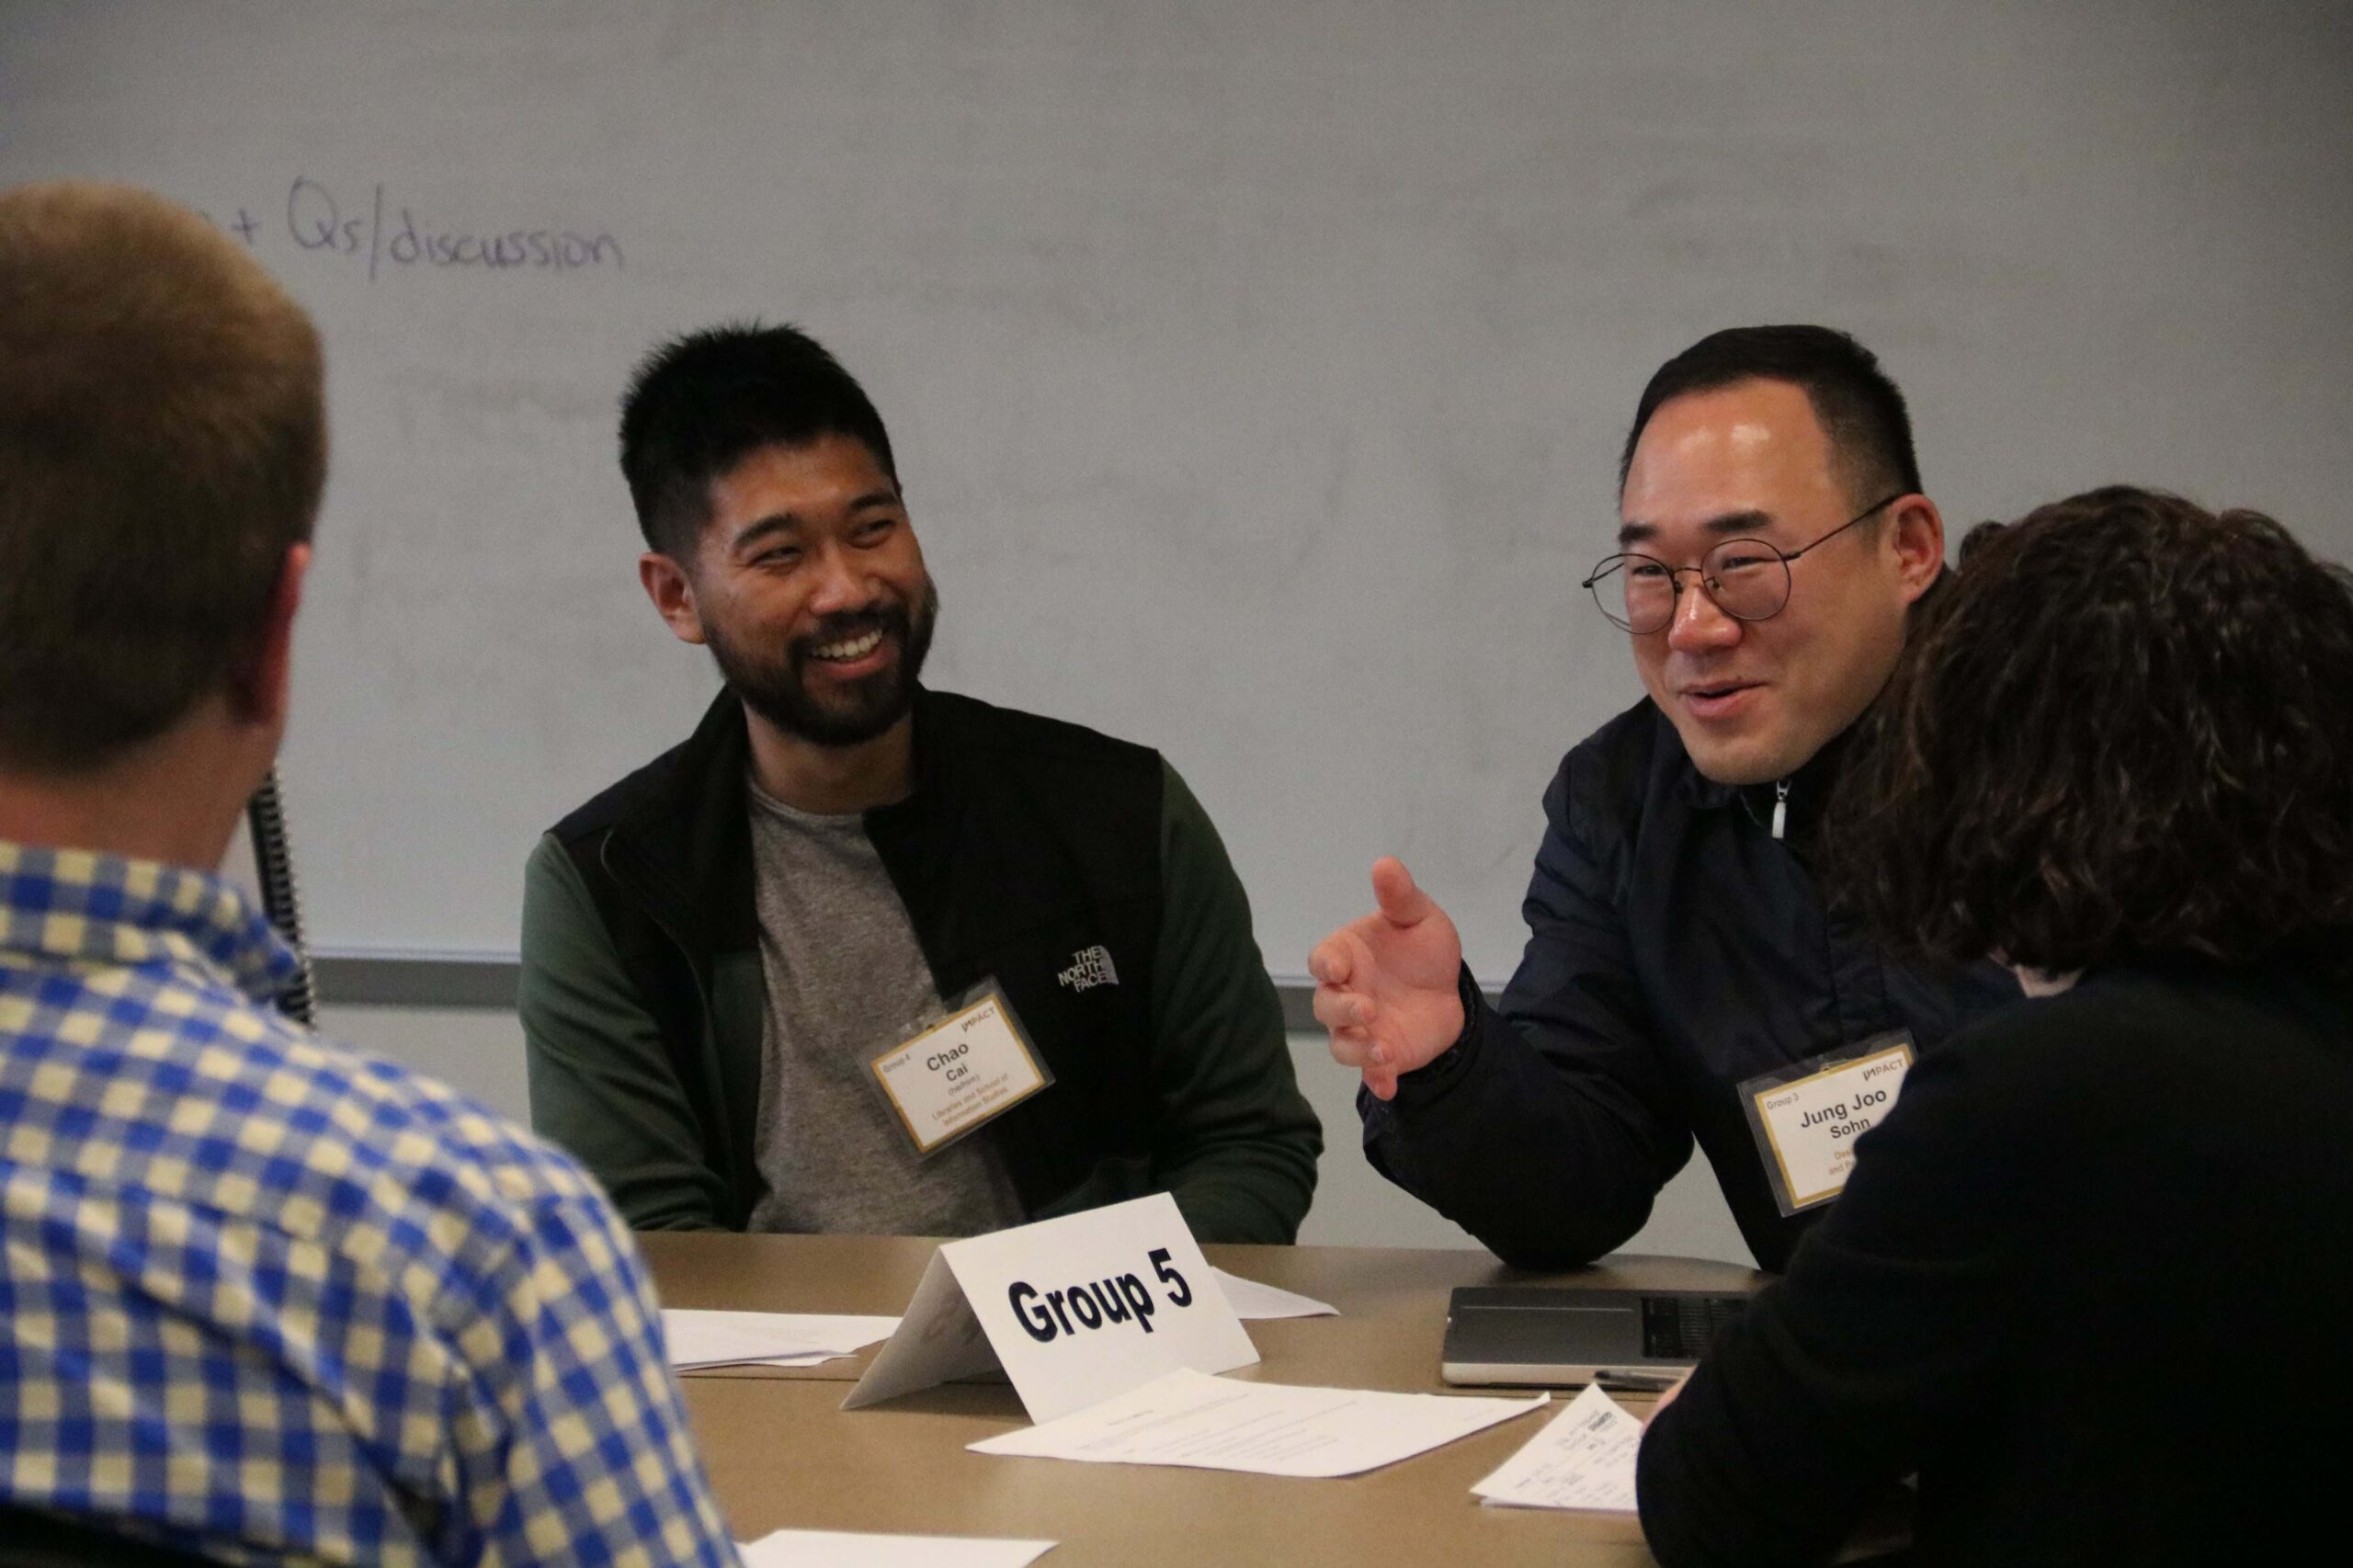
1308;325;2023;1272
518;324;1318;1244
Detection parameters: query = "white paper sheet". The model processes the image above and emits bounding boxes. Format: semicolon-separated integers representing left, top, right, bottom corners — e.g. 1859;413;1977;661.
738;1528;1055;1567
968;1368;1544;1478
662;1310;901;1369
1470;1383;1642;1512
1208;1267;1338;1320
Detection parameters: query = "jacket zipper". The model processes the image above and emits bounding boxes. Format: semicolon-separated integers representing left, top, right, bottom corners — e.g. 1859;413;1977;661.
1771;778;1790;841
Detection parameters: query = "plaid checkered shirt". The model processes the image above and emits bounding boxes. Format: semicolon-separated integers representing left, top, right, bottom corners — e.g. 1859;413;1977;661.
0;841;742;1566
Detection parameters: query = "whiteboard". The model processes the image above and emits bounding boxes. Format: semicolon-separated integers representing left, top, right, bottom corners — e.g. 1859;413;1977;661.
6;1;2350;978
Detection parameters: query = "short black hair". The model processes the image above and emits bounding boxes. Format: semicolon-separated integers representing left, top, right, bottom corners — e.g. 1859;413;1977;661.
1618;324;1922;506
619;323;898;561
1831;486;2353;977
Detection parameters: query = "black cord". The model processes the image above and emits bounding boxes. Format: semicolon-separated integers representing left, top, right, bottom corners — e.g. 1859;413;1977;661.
244;768;318;1028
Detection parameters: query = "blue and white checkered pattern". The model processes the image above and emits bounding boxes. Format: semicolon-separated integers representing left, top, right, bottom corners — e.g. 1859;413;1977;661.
0;842;741;1566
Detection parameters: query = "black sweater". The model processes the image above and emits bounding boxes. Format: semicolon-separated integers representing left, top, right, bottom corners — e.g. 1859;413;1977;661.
1638;958;2353;1566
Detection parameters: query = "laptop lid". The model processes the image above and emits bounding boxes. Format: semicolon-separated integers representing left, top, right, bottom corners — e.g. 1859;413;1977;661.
1439;1286;1751;1390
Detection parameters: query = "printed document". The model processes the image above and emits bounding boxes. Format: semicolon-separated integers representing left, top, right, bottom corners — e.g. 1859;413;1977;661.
1470;1382;1642;1512
1209;1267;1338;1320
739;1528;1054;1567
968;1367;1544;1478
663;1310;900;1370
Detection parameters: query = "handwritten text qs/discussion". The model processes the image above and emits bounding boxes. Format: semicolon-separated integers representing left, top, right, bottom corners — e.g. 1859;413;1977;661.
282;176;621;280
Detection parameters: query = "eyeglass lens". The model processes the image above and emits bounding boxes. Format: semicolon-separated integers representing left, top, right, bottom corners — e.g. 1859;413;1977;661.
1592;541;1791;633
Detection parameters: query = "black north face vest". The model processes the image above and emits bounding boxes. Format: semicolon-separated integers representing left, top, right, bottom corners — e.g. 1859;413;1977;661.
551;687;1167;1227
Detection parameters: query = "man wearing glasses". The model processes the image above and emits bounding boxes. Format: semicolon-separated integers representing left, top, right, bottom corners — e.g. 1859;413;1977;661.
1309;325;2018;1271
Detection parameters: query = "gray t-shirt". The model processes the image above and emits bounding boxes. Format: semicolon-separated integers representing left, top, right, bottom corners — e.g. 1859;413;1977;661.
743;779;1028;1236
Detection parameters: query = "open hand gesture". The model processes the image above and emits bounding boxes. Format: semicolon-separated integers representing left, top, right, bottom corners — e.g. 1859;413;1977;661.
1307;858;1467;1100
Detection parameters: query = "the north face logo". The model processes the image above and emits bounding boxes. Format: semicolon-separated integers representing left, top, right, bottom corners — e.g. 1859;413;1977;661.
1057;944;1119;993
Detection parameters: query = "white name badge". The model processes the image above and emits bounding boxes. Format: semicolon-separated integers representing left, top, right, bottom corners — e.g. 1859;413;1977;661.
869;983;1052;1156
1738;1033;1915;1216
843;1192;1259;1424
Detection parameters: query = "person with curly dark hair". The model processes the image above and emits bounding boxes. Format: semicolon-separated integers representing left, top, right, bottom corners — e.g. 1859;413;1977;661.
1635;485;2353;1565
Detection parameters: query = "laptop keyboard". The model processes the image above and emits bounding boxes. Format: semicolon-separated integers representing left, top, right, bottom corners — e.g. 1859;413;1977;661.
1640;1293;1749;1359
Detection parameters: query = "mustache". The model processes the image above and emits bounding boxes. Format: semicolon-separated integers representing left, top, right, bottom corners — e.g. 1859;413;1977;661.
788;604;908;660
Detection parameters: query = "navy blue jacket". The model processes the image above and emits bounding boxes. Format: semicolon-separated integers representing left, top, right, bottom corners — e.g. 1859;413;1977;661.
1359;699;2019;1271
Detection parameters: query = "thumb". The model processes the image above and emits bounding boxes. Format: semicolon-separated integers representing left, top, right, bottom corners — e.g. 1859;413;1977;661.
1370;856;1437;929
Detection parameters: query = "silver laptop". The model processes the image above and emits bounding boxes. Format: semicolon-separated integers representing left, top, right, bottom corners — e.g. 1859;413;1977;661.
1440;1286;1750;1390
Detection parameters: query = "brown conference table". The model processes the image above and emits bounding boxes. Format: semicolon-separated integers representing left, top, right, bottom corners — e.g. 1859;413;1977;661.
641;1233;1768;1567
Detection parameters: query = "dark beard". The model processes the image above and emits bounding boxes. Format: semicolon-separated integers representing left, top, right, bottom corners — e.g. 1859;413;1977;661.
705;579;938;747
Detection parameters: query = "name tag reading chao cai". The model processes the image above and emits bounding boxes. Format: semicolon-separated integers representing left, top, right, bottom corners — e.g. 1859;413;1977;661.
1738;1032;1916;1216
869;983;1053;1156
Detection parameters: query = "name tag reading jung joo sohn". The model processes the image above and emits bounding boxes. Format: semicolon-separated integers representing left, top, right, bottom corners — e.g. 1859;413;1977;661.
869;983;1053;1156
1738;1033;1916;1216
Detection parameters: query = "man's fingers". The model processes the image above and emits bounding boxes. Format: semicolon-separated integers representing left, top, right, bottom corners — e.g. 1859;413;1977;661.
1324;1023;1374;1069
1370;856;1438;928
1306;935;1351;987
1362;1061;1401;1101
1312;985;1376;1032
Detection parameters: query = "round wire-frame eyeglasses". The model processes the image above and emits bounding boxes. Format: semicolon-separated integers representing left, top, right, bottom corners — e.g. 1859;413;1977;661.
1581;493;1905;634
